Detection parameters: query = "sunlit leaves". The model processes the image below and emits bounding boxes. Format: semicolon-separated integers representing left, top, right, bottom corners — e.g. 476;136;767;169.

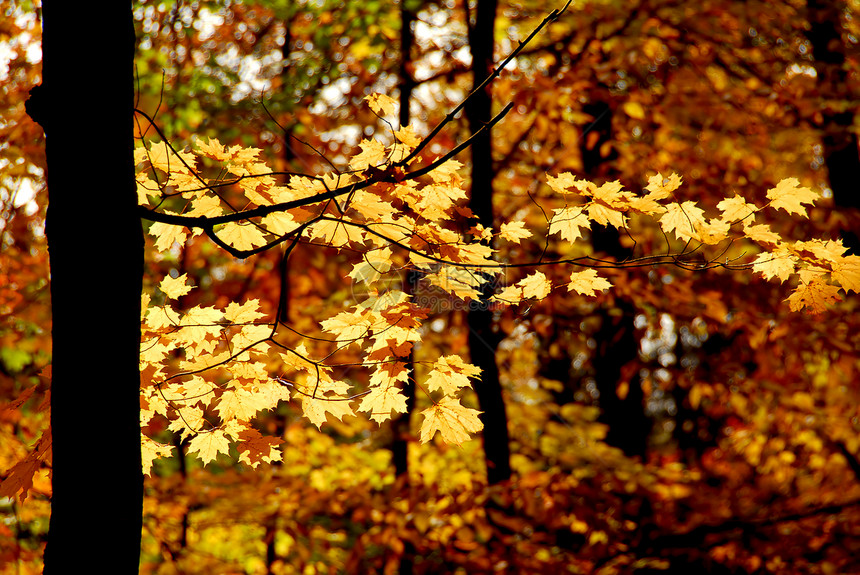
419;397;483;446
426;355;482;395
219;221;268;251
224;299;266;324
549;206;590;242
644;172;682;199
358;384;409;423
766;178;819;217
186;429;231;465
752;249;797;283
786;278;842;314
499;221;533;242
717;194;757;223
832;255;860;293
135;97;854;471
567;269;613;296
301;393;355;429
141;435;174;477
364;93;398;117
159;273;194;299
660;201;707;243
349;138;387;171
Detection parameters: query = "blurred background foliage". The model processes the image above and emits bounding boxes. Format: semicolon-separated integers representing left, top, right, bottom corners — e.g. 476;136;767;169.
2;0;860;572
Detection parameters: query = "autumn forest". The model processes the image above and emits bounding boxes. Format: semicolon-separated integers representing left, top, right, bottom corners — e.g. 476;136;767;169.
1;0;860;573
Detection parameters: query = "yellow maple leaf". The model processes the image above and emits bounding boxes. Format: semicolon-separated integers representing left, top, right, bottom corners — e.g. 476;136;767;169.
696;218;730;245
301;393;354;428
167;405;206;440
752;248;797;283
224;299;266;324
546;172;582;195
519;271;552;300
832;255;860;293
766;178;819;217
159;273;194;300
215;387;268;422
320;309;373;344
499;221;533;242
425;355;481;395
786;278;842;314
743;222;782;245
419;396;483;446
219;221;268;251
549;206;590;242
365;93;398;117
412;182;468;220
144;140;197;175
195;136;231;161
136;172;158;205
717;194;757;224
427;266;484;300
587;202;627;229
567;269;613;296
150;220;188;252
469;223;494;242
349;138;388;170
187;195;224;218
309;218;365;248
261;211;300;236
491;283;525;305
357;385;408;423
394;124;422;148
348;247;394;285
660;201;706;242
795;238;849;262
644;172;682;200
187;428;231;465
230;324;273;356
141;435;175;476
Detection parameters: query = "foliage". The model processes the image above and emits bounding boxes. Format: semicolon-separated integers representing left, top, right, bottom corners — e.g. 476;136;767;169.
2;0;860;573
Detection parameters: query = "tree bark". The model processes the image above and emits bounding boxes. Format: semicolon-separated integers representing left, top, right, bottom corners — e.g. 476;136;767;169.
806;0;860;253
580;99;649;459
391;2;418;480
465;0;512;485
29;3;144;570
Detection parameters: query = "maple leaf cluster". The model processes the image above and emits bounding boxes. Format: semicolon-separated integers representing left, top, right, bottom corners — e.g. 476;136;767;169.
135;95;857;470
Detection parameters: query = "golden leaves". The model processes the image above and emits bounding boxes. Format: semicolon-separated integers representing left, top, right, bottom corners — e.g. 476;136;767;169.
567;269;613;296
766;178;819;217
425;356;482;396
159;273;194;300
786;278;842;314
187;429;231;465
832;255;860;293
752;249;797;283
219;221;268;251
499;221;532;242
137;113;854;473
419;397;483;446
364;93;398;117
549;206;590;242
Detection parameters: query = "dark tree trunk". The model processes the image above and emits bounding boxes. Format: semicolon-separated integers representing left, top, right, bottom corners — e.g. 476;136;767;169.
465;0;512;486
28;3;144;570
806;0;860;254
390;3;418;480
580;99;649;459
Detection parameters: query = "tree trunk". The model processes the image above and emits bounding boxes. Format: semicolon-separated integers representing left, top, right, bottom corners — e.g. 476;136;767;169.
391;2;418;480
580;99;649;459
465;0;512;485
28;3;143;570
806;0;860;254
